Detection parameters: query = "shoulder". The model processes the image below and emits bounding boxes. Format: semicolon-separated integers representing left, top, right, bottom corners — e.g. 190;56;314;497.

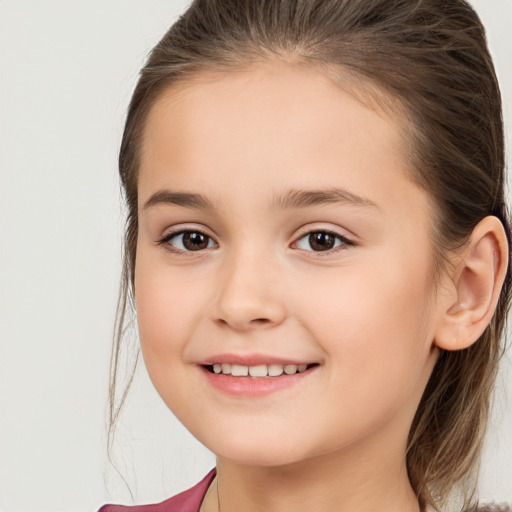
97;469;216;512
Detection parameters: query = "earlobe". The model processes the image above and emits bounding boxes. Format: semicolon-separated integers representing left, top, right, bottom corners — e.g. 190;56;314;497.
434;216;509;351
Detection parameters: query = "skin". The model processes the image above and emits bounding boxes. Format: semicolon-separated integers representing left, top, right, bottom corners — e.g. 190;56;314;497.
134;61;456;512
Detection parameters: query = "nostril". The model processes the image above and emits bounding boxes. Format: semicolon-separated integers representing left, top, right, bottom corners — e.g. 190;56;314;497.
215;316;274;330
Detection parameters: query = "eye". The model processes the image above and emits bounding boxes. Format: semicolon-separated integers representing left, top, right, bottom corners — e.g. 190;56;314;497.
294;230;351;252
160;230;217;253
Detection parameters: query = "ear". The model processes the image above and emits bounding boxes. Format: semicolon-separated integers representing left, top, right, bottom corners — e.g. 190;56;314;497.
434;216;509;351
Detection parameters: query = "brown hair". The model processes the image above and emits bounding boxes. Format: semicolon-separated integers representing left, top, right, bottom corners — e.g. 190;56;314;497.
108;0;511;509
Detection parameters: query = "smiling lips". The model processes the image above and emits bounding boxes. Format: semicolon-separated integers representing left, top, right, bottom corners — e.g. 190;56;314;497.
200;358;318;396
197;353;320;399
207;362;310;377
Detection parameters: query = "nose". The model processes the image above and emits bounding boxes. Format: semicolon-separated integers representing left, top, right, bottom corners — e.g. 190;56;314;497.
212;249;287;331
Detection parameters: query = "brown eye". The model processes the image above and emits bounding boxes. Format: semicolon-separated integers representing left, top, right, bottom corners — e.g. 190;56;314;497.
182;232;210;250
295;231;350;252
163;230;216;252
309;232;336;251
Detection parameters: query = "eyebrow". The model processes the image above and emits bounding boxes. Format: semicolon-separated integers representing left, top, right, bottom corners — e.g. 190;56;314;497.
142;187;378;211
143;190;216;210
271;188;379;210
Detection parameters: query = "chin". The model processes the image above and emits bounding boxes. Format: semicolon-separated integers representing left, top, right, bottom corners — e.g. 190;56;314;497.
199;428;309;467
217;448;305;468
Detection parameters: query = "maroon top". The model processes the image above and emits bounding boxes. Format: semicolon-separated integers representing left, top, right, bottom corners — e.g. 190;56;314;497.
98;469;216;512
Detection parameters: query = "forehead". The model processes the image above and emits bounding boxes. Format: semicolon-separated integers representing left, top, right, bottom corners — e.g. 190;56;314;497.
138;60;428;221
142;61;406;149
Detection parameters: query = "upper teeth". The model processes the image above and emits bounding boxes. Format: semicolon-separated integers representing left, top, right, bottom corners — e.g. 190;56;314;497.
212;363;308;377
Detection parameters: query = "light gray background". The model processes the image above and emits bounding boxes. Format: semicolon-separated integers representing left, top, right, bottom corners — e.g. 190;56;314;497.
0;1;510;511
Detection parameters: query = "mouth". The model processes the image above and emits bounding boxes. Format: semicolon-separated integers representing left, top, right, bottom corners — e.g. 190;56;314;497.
202;363;319;377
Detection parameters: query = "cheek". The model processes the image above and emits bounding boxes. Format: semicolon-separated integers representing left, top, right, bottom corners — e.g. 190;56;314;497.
288;260;436;448
134;253;200;370
134;255;207;414
294;251;435;380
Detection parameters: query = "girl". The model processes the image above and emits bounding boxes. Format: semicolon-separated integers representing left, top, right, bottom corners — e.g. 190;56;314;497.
100;1;511;511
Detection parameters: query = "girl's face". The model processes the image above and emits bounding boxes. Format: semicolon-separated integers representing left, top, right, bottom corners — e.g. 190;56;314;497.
135;62;442;468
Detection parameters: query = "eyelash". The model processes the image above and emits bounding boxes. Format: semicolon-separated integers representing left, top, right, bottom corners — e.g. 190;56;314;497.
158;228;354;256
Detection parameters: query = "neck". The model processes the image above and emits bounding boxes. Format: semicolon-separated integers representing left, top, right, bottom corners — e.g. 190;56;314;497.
208;428;421;512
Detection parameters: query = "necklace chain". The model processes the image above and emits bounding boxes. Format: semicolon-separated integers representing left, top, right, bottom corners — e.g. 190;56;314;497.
216;476;221;512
